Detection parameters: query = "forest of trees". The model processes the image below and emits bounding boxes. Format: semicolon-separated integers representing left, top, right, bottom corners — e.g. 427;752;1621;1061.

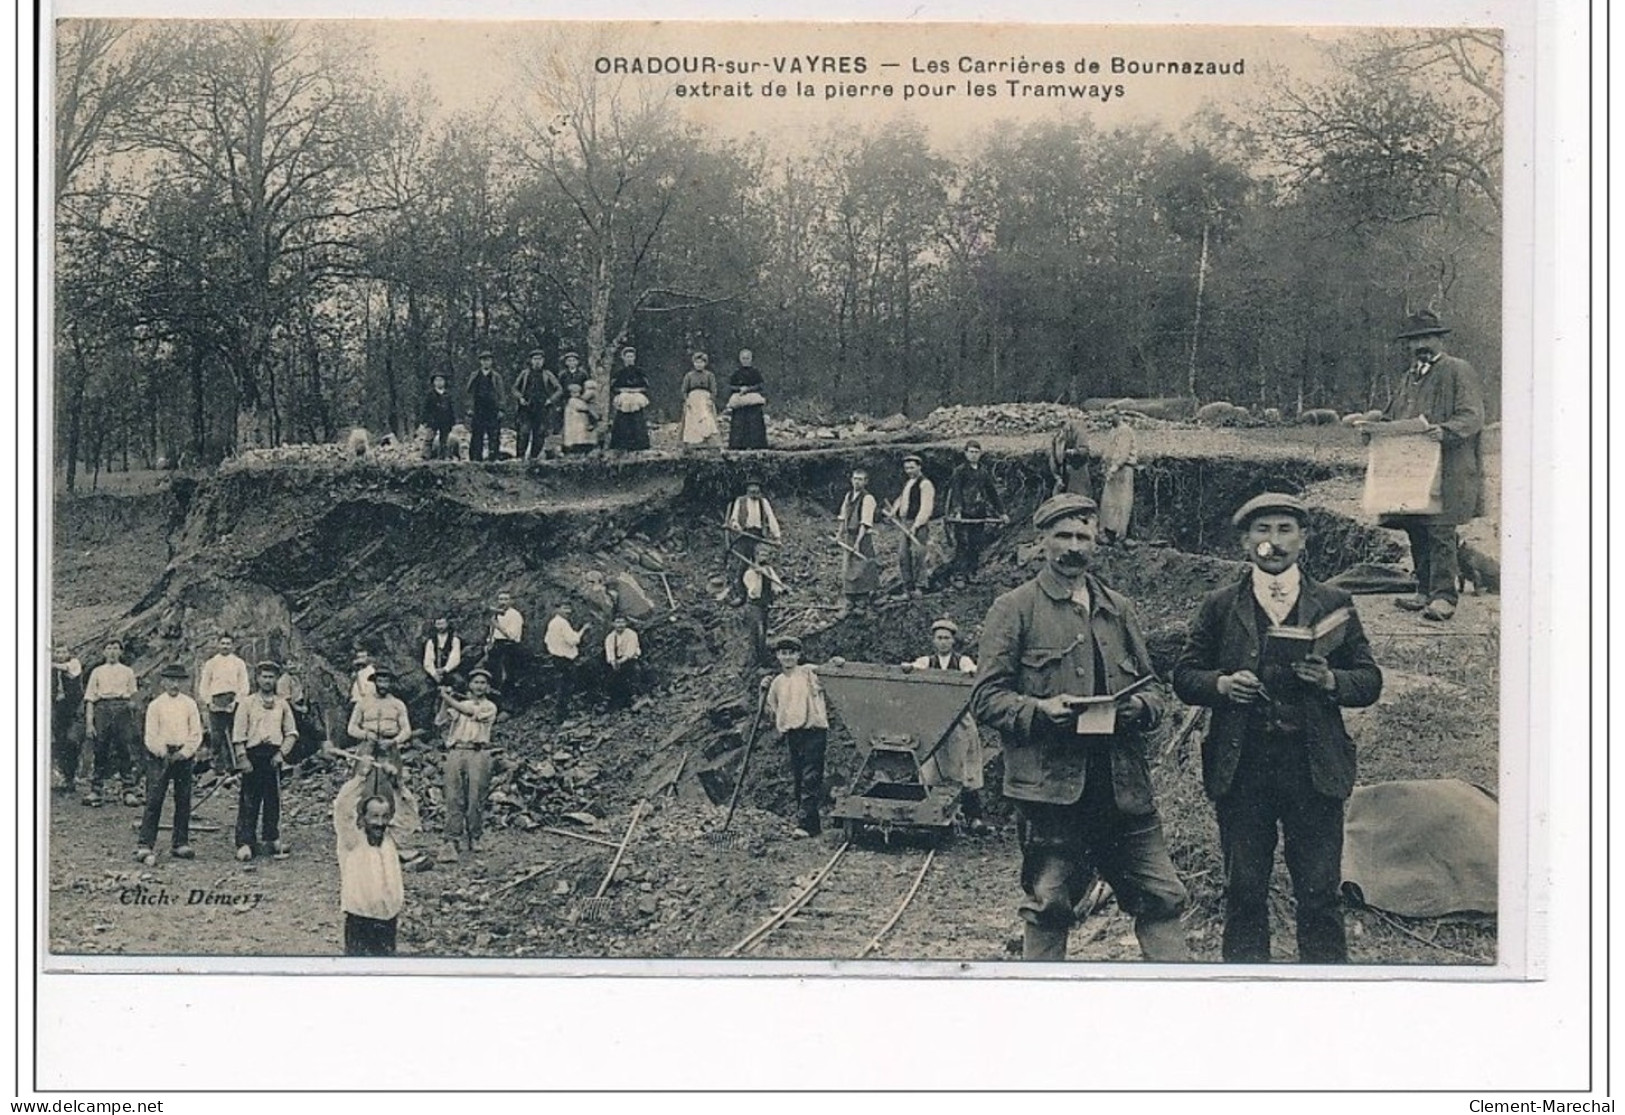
52;22;1503;488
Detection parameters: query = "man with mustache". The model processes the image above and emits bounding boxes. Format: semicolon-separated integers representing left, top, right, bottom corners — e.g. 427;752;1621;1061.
1172;493;1382;962
334;786;405;957
971;494;1189;962
1374;310;1486;622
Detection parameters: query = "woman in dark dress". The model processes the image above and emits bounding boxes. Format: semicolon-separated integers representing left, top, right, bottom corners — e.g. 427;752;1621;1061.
725;348;769;450
608;345;652;451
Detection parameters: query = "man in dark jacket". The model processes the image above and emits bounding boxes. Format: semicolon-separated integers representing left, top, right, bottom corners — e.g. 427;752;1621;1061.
513;349;561;461
423;373;457;459
971;493;1189;962
465;351;505;462
943;440;1007;587
1379;310;1486;622
1172;493;1383;963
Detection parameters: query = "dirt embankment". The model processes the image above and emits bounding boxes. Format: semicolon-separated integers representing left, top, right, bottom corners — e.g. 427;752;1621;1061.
52;439;1495;964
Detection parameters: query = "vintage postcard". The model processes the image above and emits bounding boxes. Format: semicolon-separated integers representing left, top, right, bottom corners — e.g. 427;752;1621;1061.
29;0;1584;1096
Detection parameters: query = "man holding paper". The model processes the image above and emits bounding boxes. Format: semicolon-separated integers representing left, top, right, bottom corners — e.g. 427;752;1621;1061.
1370;310;1486;622
1173;493;1383;964
970;493;1188;962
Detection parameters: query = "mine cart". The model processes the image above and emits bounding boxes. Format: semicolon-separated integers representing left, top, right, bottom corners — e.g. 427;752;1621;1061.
817;661;977;845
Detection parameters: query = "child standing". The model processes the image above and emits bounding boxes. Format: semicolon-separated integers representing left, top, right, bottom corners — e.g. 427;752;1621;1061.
562;381;597;454
762;636;829;837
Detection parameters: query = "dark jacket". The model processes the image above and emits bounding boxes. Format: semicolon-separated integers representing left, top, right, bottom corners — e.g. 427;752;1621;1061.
422;388;456;433
1382;352;1485;525
465;370;505;417
1172;570;1383;801
971;567;1162;811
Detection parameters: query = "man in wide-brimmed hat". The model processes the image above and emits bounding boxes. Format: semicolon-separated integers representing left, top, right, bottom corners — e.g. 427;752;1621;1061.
232;660;299;861
1378;309;1487;622
135;663;204;866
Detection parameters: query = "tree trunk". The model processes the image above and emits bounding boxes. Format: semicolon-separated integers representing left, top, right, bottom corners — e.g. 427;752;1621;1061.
1186;222;1210;402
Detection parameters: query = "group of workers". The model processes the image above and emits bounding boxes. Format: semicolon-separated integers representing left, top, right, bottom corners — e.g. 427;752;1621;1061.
425;344;772;462
52;310;1484;962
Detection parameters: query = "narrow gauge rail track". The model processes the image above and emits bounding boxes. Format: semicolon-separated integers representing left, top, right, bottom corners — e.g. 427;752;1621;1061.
723;841;937;959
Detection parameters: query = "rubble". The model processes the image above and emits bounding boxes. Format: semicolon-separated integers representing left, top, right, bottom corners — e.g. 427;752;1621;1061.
920;402;1106;438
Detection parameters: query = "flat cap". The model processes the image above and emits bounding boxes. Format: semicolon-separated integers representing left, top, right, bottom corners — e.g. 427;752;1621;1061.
467;667;493;682
370;666;396;682
159;663;189;679
561;350;580;360
254;660;281;674
771;635;803;652
477;349;494;359
1231;492;1309;529
930;618;958;636
528;348;547;359
1032;493;1098;529
901;453;923;465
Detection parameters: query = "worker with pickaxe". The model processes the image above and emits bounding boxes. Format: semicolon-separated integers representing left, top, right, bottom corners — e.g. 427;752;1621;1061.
888;453;938;599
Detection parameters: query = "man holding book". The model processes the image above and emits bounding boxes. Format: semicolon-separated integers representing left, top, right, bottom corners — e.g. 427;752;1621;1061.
970;493;1189;962
1172;492;1383;964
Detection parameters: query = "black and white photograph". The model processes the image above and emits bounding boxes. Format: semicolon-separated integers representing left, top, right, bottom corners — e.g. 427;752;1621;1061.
41;15;1520;975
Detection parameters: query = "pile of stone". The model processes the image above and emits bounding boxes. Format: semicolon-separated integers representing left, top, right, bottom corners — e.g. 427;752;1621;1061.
920;402;1102;437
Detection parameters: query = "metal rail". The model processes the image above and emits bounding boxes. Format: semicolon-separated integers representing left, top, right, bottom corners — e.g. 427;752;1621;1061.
723;841;938;960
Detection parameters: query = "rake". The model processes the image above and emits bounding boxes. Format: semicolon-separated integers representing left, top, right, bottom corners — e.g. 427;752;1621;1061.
705;682;770;848
578;802;644;924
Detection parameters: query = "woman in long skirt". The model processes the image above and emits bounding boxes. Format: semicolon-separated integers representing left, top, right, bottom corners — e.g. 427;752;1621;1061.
725;349;769;450
608;347;652;451
679;351;721;447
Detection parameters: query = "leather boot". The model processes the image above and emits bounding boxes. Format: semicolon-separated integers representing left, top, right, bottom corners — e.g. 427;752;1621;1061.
1022;922;1069;961
1134;915;1192;962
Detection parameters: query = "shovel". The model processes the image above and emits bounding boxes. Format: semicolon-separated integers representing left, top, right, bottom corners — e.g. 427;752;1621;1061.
578;802;645;924
706;682;770;848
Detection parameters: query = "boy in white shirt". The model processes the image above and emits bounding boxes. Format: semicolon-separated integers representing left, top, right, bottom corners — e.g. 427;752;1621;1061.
603;616;642;710
763;636;830;837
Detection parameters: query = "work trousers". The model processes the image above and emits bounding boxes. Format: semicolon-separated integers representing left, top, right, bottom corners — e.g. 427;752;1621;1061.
344;913;398;957
744;599;772;667
469;411;500;462
516;410;547;460
138;755;194;849
950;521;991;580
784;728;827;835
606;662;637;709
897;523;931;591
234;743;282;849
90;700;138;792
1014;771;1190;961
205;706;238;771
1396;521;1460;604
443;748;493;845
52;702;81;787
485;641;522;694
1214;738;1348;963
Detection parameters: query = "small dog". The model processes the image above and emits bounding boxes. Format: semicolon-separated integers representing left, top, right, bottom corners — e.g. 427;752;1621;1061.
1457;539;1501;595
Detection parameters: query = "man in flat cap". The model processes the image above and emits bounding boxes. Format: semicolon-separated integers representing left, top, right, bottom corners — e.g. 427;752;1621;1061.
1173;493;1382;963
135;663;204;866
889;454;937;599
423;372;457;460
512;349;561;461
341;665;422;854
232;661;299;861
464;350;505;462
1376;310;1486;622
82;638;140;807
197;632;249;775
906;618;987;834
971;493;1188;961
763;635;830;837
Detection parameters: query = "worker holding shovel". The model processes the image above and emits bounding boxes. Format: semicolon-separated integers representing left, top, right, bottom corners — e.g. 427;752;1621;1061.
835;469;879;618
763;636;830;838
